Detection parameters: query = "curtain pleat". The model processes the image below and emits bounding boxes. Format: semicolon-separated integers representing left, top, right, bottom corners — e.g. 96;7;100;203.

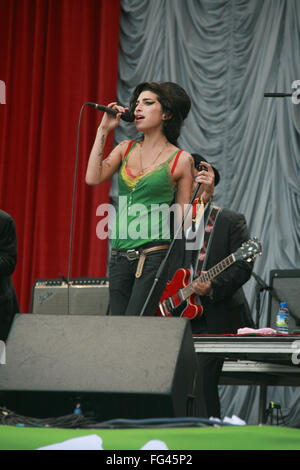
116;0;300;426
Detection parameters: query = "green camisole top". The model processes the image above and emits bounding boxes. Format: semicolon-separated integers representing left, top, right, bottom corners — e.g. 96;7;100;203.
111;140;182;250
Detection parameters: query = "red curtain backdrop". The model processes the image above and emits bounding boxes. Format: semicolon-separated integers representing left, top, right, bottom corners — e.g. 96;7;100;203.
0;0;121;312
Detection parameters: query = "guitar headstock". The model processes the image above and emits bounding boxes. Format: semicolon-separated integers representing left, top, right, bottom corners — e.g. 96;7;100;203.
234;238;262;262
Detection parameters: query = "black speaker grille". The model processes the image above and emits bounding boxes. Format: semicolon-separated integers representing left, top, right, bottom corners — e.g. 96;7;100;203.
267;270;300;333
0;315;198;420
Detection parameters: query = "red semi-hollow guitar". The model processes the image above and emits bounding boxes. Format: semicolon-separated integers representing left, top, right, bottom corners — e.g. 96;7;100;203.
157;238;262;319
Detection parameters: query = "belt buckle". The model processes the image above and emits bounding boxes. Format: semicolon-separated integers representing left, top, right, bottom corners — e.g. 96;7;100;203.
126;249;140;261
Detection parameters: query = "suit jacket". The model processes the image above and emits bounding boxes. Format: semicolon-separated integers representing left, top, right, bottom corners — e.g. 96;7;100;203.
0;210;19;341
168;206;255;334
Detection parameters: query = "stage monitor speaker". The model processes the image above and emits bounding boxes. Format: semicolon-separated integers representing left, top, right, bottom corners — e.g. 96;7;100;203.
31;278;110;315
0;314;199;420
267;269;300;333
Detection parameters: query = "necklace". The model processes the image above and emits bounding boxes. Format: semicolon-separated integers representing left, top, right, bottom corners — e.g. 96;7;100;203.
139;140;168;175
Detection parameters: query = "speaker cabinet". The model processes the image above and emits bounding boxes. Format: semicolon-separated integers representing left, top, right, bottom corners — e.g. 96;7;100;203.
0;314;199;420
267;269;300;333
31;278;109;315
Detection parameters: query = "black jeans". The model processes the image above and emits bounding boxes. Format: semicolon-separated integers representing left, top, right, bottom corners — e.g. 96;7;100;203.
109;249;170;317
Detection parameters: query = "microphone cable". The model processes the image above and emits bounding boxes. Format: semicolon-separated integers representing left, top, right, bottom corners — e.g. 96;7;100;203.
67;103;88;314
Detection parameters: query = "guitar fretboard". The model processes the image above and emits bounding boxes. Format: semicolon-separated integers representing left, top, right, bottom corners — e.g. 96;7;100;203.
181;254;235;300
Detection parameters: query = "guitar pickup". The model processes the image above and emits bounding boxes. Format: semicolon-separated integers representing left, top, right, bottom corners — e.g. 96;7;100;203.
177;289;185;303
159;297;173;316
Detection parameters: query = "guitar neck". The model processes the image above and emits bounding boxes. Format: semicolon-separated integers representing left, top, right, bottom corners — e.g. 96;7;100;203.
181;254;235;300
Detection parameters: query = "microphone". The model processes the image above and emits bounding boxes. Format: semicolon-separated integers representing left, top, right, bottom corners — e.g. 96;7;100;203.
264;93;292;97
86;102;134;122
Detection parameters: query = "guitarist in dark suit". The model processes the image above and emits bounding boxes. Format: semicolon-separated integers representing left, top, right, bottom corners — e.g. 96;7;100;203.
168;153;255;419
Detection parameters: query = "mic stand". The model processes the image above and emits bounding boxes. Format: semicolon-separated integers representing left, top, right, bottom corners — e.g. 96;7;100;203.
67;103;89;313
139;182;202;317
264;93;292;98
252;272;273;329
254;284;266;329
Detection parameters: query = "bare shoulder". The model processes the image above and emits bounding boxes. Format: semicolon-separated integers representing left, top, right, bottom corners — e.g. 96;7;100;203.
106;139;132;161
101;139;133;173
118;139;133;149
178;150;193;165
114;139;131;152
173;149;194;176
113;139;134;157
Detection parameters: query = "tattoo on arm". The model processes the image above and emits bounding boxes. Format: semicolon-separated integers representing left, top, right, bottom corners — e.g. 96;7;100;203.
103;155;112;168
98;134;105;169
189;156;195;180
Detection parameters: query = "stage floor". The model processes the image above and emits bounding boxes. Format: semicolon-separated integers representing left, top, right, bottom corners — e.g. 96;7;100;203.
1;423;300;450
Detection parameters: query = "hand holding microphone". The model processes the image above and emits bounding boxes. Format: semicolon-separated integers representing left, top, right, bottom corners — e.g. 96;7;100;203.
87;101;134;123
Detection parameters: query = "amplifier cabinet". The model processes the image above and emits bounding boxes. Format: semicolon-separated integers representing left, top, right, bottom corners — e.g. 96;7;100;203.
31;278;110;315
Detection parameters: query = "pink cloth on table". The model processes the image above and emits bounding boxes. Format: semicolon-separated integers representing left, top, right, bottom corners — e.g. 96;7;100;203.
237;327;277;335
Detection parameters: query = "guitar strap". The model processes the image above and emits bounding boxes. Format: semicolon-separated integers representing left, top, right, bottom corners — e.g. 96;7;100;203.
193;205;221;278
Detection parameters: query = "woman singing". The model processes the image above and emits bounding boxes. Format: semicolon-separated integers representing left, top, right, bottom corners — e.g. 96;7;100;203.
86;81;194;316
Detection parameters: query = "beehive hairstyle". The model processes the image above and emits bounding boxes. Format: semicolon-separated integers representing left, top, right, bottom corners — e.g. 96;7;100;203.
129;81;191;146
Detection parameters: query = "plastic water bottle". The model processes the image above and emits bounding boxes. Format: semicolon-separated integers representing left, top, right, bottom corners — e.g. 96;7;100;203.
276;302;289;334
73;402;82;415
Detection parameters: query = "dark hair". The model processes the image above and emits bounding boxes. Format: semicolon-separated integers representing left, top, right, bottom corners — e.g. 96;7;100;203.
129;81;191;146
